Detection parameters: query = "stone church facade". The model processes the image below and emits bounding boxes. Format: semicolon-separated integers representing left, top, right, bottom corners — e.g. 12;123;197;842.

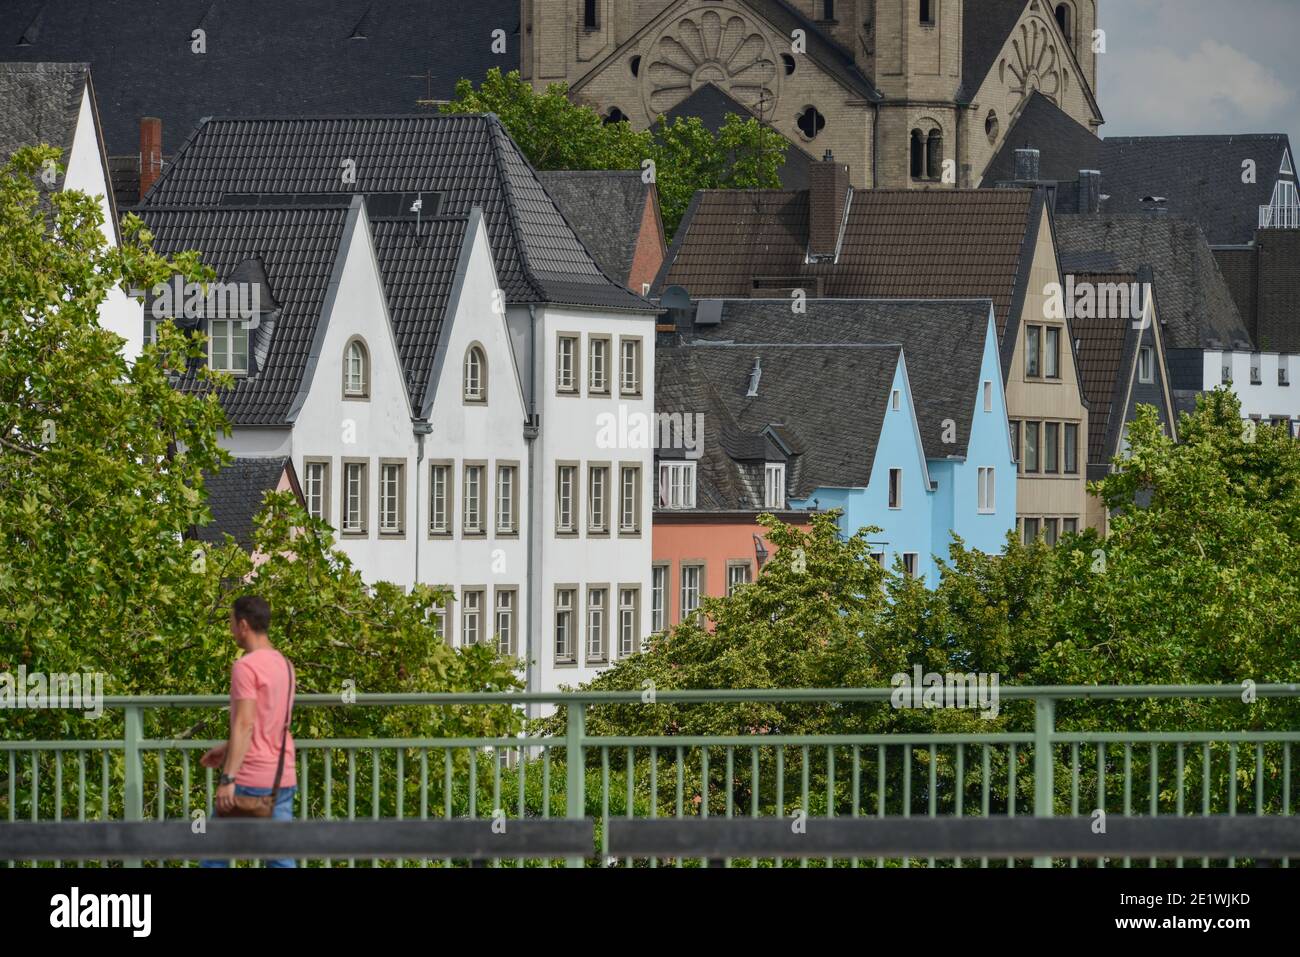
521;0;1103;188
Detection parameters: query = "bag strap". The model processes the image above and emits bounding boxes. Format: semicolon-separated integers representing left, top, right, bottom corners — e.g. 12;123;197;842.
269;655;295;802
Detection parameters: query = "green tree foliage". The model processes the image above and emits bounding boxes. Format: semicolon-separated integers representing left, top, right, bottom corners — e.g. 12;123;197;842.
441;68;788;237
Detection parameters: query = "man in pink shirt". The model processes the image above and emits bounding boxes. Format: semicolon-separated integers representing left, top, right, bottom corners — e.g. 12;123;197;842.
200;595;297;867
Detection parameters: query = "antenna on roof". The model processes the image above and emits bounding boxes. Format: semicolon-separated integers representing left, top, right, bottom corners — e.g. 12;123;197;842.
746;357;762;397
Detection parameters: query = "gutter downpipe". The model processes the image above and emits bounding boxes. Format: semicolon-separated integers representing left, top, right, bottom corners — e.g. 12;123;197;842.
413;419;432;588
525;304;541;718
872;100;879;189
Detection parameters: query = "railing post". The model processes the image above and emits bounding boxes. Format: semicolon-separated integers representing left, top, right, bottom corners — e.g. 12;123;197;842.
123;705;143;868
565;701;585;868
1033;695;1055;869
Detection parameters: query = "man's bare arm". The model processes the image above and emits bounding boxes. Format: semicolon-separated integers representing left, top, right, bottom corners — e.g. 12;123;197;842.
222;698;257;779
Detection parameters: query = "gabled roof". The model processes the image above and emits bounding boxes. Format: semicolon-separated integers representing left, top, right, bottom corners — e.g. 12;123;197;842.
3;0;520;155
982;90;1102;187
655;187;1041;358
194;456;301;548
537;170;658;289
1067;273;1142;465
139;204;353;425
656;343;900;509
1054;214;1253;352
141;113;654;314
960;0;1032;103
662;83;813;190
1101;134;1295;246
0;60;87;160
682;299;995;460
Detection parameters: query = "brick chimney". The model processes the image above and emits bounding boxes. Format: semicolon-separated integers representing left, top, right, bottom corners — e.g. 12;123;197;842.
1076;169;1101;214
808;150;850;260
139;117;163;200
1013;148;1041;182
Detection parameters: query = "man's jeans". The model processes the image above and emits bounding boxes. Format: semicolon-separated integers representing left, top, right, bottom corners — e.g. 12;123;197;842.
200;785;296;868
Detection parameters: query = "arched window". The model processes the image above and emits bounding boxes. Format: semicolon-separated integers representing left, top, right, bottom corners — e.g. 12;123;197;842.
920;0;935;26
927;130;943;181
796;106;826;139
603;107;629;125
343;336;369;398
464;345;486;403
910;130;924;180
1055;3;1072;42
584;0;598;31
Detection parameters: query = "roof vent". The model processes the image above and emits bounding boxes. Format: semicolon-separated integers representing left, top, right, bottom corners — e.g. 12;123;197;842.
746;357;762;397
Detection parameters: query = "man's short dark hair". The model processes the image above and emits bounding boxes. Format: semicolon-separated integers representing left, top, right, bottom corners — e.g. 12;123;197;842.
232;595;271;633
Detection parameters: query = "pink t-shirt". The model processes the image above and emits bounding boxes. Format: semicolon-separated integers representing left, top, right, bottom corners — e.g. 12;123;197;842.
230;648;296;789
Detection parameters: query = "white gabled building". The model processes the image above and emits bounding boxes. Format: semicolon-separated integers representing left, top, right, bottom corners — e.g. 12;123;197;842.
0;61;142;359
139;114;660;694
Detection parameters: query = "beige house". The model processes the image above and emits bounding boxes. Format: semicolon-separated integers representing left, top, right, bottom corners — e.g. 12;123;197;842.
522;0;1102;188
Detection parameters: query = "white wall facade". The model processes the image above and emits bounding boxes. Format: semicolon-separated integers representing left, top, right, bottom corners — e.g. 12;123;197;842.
1206;350;1300;434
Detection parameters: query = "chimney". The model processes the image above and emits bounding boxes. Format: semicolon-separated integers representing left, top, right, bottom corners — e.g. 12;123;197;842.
1077;169;1101;214
1014;148;1040;183
808;149;850;260
139;117;163;200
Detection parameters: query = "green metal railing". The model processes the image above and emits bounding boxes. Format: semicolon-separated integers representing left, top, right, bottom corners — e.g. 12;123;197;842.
2;685;1297;868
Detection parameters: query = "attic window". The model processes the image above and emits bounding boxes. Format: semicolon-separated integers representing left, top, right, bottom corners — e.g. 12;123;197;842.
1138;346;1154;384
764;463;786;509
1055;4;1073;43
985;110;999;145
796;107;826;140
891;389;901;411
209;319;249;375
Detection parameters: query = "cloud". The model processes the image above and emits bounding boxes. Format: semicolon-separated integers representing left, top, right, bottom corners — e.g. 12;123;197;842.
1106;40;1293;134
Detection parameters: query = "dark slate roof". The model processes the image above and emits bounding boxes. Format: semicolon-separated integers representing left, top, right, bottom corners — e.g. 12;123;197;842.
139;204;352;425
142;113;654;314
682;299;993;460
662;83;813;190
1067;274;1138;465
537;170;656;288
194;456;296;547
0;61;87;160
738;0;880;103
982;90;1102;186
960;0;1030;102
1054;214;1253;352
655;187;1040;366
656;343;899;509
1101;135;1295;246
3;0;520;155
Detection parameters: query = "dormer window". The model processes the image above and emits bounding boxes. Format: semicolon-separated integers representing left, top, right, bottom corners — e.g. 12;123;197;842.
1138;346;1154;384
209;319;248;374
343;337;369;398
464;345;487;403
658;462;696;509
764;463;786;509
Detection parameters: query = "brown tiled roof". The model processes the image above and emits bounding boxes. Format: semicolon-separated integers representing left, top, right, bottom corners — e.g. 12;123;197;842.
1068;273;1137;465
655;187;1040;347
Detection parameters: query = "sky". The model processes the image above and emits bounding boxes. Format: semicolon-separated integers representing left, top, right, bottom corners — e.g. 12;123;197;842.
1099;0;1299;145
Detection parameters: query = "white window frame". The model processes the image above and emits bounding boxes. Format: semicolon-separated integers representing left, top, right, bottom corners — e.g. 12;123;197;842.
651;565;668;633
344;338;369;398
464;346;486;402
619;338;641;395
618;587;639;657
555;589;576;663
726;562;752;595
496;465;517;535
983;380;993;413
556;465;577;533
304;460;329;521
461;589;483;647
556;335;578;393
764;463;786;509
978;466;996;514
342;460;367;535
588;336;609;394
494;589;515;657
463;464;485;535
619;465;640;534
209;318;249;374
1138;346;1154;384
586;587;607;663
429;462;452;535
658;462;696;509
680;565;702;624
379;461;404;535
588;465;609;533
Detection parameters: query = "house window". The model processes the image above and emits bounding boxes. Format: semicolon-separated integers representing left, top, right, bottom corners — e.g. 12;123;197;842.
651;565;668;632
589;336;610;394
1044;422;1060;474
619;465;640;534
1280;365;1291;387
1063;423;1079;475
1043;518;1060;547
209;319;249;374
1138;346;1154;384
429;462;452;535
463;463;485;534
461;589;483;646
983;380;993;413
902;553;919;578
464;346;486;402
1022;517;1041;543
583;0;598;31
588;465;609;533
921;0;936;26
796;106;826;139
587;587;608;663
870;552;885;567
1044;327;1060;379
379;461;405;535
496;464;517;534
618;588;639;657
555;589;576;663
764;463;786;509
620;338;641;395
556;464;577;532
926;130;943;181
342;460;367;534
343;338;369;398
1251;356;1262;385
1024;421;1041;473
910;130;925;180
821;0;835;20
431;603;448;645
1055;3;1072;42
658;461;696;509
494;589;515;657
1222;364;1232;385
888;468;902;509
1025;325;1042;378
978;467;995;513
680;565;702;623
727;562;752;595
305;460;330;521
557;335;578;393
1062;518;1079;536
1010;420;1020;468
892;389;901;410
